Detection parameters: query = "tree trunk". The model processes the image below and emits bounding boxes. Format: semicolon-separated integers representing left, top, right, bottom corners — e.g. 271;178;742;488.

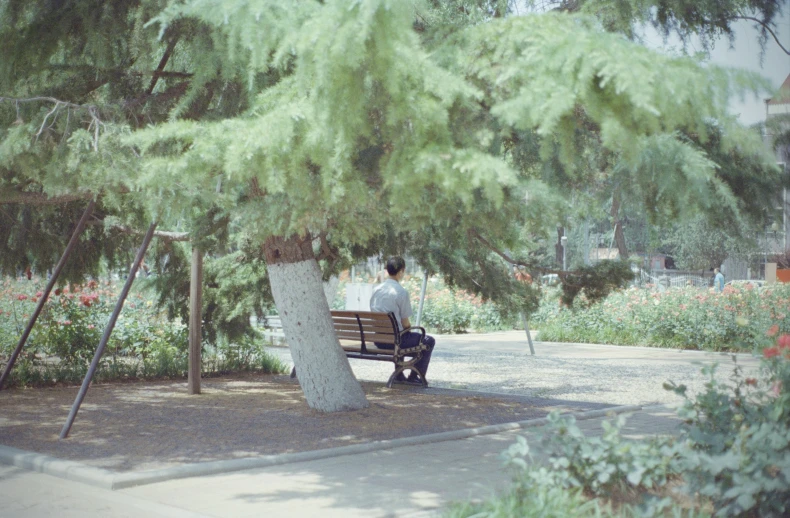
611;194;629;260
263;234;369;412
322;275;340;307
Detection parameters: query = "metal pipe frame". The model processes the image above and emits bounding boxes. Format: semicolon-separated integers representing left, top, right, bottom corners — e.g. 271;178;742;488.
59;222;158;440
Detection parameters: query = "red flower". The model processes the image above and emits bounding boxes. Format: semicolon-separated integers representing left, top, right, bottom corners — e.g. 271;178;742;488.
16;294;27;301
745;378;757;386
54;289;62;296
768;325;780;337
778;335;790;349
764;347;781;358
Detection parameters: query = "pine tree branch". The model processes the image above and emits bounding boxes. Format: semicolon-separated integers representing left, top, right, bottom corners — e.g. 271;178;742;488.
104;223;190;242
315;232;339;261
147;37;180;96
0;96;95;111
732;16;790;55
468;228;568;276
0;191;95;205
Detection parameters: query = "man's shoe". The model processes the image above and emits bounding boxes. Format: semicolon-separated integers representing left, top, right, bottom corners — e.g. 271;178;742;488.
407;372;428;386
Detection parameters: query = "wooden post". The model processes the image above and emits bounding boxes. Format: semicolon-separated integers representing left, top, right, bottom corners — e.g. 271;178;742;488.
59;222;157;440
0;200;95;390
415;269;428;328
188;246;203;395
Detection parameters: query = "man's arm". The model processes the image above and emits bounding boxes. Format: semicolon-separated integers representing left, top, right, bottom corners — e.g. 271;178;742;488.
401;317;411;330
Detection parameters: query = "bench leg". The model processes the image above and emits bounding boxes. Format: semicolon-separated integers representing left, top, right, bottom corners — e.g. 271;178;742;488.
386;366;406;388
290;366;297;379
387;364;428;388
410;366;428;387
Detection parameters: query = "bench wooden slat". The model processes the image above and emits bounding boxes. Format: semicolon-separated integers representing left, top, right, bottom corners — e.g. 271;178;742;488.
333;322;398;334
331;310;394;320
335;331;396;344
339;343;394;355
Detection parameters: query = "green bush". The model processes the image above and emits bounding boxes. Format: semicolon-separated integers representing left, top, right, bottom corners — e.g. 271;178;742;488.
0;277;287;387
666;334;790;516
533;284;790;352
450;329;790;517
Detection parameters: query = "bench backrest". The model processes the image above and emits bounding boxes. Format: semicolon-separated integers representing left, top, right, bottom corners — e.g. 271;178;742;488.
330;310;399;347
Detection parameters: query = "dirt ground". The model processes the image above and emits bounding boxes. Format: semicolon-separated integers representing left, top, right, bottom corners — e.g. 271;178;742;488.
0;373;601;473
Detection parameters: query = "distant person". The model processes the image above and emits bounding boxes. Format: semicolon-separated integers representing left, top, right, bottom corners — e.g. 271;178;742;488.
714;268;725;292
374;268;388;284
369;256;435;385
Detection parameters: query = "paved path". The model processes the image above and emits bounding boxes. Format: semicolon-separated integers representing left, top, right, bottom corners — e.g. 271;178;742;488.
269;331;760;405
1;335;757;517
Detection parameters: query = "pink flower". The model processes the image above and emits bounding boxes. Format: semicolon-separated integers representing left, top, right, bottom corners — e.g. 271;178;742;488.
764;347;780;358
16;294;27;301
778;334;790;350
62;320;72;326
768;325;780;337
87;324;95;330
36;291;43;297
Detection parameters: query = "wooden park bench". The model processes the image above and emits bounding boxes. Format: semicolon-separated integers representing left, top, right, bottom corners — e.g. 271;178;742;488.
288;310;431;388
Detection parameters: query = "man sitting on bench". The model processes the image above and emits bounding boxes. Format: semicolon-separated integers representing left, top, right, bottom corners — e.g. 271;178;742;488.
369;256;436;385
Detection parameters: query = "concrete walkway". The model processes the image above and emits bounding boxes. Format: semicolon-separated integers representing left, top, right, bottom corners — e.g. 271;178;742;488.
1;405;682;518
1;334;752;517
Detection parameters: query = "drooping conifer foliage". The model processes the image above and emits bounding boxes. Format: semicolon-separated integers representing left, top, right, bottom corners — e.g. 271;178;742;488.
0;0;785;409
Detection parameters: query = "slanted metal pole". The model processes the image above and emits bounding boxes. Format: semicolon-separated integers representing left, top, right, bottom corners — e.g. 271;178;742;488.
519;313;536;355
0;200;96;390
59;222;157;439
415;269;428;328
188;246;203;395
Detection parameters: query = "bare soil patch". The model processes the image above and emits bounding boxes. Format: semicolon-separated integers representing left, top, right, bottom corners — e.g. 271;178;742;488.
0;374;596;472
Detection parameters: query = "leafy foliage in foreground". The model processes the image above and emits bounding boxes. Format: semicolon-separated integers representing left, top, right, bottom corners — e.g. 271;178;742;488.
449;330;790;517
667;345;790;516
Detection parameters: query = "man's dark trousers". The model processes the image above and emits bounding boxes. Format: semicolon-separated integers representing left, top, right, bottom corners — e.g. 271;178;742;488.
399;331;435;379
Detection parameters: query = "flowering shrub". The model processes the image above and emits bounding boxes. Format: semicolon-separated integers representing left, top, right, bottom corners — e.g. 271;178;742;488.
665;331;790;516
533;283;790;352
470;328;790;517
0;277;187;366
1;276;286;386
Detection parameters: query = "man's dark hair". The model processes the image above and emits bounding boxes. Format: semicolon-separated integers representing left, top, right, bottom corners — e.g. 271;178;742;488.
385;256;406;276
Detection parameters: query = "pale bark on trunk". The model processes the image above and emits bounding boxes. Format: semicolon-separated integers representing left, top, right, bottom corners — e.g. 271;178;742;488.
264;235;368;412
322;275;340;307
